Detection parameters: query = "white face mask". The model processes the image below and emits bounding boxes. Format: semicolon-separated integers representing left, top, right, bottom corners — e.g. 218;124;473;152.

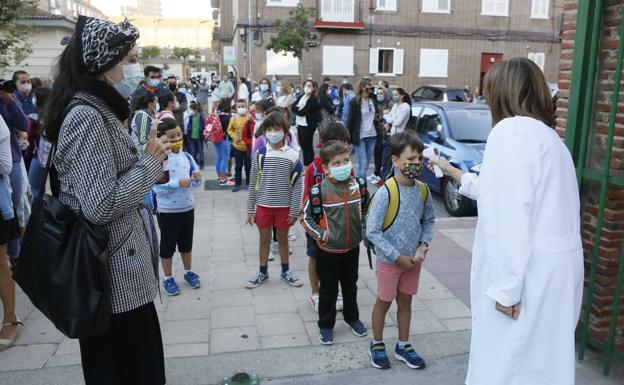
155;103;160;112
304;86;313;95
18;83;32;95
266;131;285;145
255;112;263;121
237;107;247;115
107;62;143;99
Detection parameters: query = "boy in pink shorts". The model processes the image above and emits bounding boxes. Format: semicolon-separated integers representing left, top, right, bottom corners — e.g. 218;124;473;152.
365;131;435;370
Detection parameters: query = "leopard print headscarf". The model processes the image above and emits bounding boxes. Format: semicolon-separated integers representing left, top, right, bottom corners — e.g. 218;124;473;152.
76;16;139;75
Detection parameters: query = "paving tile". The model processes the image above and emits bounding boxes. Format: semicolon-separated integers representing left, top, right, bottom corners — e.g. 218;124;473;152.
54;337;80;356
211;306;256;328
423;298;472;320
161;319;210;344
260;334;311;349
417;280;456;301
211;289;254;308
410;310;448;335
211;272;249;290
425;258;472;274
256;313;306;336
14;317;65;345
44;353;81;367
0;344;57;370
434;272;471;290
164;343;209;358
254;293;297;314
210;326;260;354
164;297;211;321
442;317;472;332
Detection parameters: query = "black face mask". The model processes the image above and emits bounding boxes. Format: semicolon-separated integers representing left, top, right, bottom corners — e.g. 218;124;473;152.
367;87;375;97
168;83;177;92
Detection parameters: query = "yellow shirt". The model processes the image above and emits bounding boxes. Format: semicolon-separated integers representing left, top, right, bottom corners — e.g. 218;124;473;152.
227;114;250;152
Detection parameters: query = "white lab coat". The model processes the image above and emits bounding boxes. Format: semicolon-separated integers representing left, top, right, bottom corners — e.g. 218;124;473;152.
459;116;584;385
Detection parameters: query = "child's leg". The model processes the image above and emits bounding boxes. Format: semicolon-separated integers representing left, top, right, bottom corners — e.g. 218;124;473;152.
306;234;319;293
178;210;195;271
372;298;392;341
339;246;360;324
157;213;177;278
316;245;339;330
371;261;401;341
243;151;251;185
233;149;243;186
197;140;205;168
275;228;289;265
258;227;272;270
396;292;412;343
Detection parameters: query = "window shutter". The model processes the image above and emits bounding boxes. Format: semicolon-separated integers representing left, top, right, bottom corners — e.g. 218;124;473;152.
370;48;379;74
323;46;354;75
393;48;404;75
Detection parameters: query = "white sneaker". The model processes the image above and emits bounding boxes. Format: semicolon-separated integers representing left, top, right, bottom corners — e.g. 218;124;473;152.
336;293;344;311
310;293;320;312
269;241;278;261
288;231;297;241
367;175;377;182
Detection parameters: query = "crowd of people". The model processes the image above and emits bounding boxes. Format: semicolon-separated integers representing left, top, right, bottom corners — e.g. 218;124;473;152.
0;16;584;385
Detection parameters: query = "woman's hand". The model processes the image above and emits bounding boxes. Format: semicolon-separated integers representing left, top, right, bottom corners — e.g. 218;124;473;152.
145;126;170;163
428;156;466;181
0;90;14;104
495;302;520;320
246;213;255;225
287;216;297;226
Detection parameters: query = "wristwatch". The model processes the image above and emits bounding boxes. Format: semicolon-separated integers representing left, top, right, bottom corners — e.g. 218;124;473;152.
419;241;429;248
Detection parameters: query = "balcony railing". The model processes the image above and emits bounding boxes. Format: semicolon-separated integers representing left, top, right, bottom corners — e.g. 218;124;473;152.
315;0;365;29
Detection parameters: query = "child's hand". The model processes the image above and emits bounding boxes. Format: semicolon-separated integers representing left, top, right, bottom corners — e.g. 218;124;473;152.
192;171;203;181
246;213;255;225
396;255;416;271
287;216;297;226
412;243;429;263
233;135;241;142
179;178;192;187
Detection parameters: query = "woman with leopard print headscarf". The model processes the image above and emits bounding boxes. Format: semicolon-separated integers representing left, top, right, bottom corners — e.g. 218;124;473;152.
43;16;170;385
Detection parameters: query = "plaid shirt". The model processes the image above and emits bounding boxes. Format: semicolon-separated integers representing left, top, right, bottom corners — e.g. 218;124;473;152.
55;93;163;314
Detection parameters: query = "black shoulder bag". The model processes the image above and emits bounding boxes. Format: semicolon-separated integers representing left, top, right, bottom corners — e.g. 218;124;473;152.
13;101;110;339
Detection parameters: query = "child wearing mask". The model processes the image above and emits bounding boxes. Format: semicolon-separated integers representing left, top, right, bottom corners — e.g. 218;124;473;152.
157;92;178;120
153;118;204;296
366;131;435;370
301;140;368;345
245;111;303;289
227;99;253;192
185;103;206;169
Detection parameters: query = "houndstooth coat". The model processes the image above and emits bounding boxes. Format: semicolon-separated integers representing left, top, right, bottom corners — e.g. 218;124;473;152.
55;92;163;314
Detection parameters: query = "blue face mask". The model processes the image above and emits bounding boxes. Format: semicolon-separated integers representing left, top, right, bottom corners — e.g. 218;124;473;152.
266;131;284;145
392;95;400;103
260;84;269;92
330;162;352;181
148;78;161;88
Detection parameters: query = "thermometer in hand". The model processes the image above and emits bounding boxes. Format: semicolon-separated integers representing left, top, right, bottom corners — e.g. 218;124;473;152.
423;147;444;178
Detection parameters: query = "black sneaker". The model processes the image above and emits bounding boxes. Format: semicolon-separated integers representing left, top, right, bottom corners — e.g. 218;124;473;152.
394;343;426;369
245;272;268;289
347;320;367;337
319;328;334;345
369;341;391;369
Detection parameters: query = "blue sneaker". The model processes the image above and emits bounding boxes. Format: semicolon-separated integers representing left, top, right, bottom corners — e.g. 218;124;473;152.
231;185;241;192
183;271;201;289
319;328;334;345
347;320;367;337
163;277;180;296
395;343;426;369
369;341;391;369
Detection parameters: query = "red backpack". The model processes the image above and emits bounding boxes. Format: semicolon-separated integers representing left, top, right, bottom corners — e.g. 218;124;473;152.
203;113;224;144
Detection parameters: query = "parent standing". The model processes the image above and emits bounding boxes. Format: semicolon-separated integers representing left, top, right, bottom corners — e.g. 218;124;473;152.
43;16;169;385
292;80;320;166
346;78;379;180
429;57;583;385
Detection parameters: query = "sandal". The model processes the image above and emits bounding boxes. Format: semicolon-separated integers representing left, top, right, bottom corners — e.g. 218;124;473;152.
0;319;23;352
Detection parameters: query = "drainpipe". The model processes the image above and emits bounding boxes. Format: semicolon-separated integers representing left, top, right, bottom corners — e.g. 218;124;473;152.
368;0;374;48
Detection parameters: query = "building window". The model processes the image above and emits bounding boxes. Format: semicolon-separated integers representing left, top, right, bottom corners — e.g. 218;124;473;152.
266;0;298;6
369;48;404;75
422;0;450;13
528;52;545;71
323;46;354;76
376;0;397;11
266;50;300;75
531;0;549;19
482;0;508;16
419;49;448;78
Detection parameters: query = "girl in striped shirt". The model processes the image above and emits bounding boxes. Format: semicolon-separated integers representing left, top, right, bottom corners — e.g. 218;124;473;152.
245;111;303;289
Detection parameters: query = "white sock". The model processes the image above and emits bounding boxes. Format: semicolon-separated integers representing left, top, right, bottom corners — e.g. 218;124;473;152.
184;270;192;275
164;276;173;281
397;340;408;349
373;339;384;345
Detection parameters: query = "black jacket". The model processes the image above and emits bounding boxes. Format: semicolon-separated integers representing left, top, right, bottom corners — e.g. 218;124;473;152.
346;97;380;145
292;94;320;130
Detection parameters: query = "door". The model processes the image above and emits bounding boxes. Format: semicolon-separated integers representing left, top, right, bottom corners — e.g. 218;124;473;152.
480;53;503;91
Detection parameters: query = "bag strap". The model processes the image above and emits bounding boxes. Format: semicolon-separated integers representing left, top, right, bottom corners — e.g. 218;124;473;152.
254;146;267;192
381;177;400;232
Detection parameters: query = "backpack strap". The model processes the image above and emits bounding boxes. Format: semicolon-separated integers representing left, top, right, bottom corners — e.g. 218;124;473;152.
254;146;267;192
184;152;196;177
416;180;429;223
381;177;400;232
357;177;369;214
309;183;323;225
290;160;303;188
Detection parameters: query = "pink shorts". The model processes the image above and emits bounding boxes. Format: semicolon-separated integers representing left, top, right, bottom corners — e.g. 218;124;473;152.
376;260;422;302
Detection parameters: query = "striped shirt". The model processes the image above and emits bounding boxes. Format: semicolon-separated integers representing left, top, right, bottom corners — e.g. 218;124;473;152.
247;144;303;218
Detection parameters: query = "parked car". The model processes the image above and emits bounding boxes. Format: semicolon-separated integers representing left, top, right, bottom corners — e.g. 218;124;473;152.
411;86;465;102
413;101;492;216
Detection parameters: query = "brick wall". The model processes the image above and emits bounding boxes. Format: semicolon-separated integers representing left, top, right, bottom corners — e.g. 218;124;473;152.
557;0;624;351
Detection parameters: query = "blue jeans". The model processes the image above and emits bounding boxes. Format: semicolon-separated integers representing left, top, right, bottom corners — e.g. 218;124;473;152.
355;136;376;179
188;138;204;168
8;161;22;256
214;139;230;175
28;157;45;199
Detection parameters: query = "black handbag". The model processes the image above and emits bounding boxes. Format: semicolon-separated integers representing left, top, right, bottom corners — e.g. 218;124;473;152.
14;103;110;339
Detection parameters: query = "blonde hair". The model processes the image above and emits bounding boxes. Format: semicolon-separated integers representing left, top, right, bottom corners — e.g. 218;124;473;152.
484;57;555;128
355;77;372;101
278;80;292;96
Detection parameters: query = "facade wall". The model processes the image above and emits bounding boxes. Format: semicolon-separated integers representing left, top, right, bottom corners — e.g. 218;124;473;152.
217;0;563;90
557;0;624;350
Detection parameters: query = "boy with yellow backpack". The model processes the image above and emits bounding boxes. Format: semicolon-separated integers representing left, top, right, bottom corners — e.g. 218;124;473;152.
365;131;435;370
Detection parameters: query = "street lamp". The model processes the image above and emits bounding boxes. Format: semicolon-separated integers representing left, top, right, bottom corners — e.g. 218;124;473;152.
195;19;211;50
153;17;163;48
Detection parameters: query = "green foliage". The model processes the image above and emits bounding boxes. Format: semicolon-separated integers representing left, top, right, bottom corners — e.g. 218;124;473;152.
266;5;316;59
140;46;161;60
0;0;39;69
173;47;200;61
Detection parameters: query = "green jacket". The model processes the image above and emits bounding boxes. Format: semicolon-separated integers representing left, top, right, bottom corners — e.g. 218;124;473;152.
301;176;366;254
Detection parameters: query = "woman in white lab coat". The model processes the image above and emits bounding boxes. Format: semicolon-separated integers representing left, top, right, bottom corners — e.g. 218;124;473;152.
429;57;584;385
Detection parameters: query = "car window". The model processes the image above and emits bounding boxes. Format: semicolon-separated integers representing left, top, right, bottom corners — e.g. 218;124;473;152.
411;106;423;118
413;88;425;98
446;90;465;102
445;109;492;142
418;107;442;134
422;88;440;100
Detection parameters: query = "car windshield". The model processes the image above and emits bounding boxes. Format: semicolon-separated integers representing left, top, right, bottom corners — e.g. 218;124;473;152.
446;90;465;102
445;109;492;142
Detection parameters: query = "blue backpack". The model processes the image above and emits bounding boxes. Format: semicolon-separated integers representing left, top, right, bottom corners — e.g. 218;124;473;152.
148;152;197;213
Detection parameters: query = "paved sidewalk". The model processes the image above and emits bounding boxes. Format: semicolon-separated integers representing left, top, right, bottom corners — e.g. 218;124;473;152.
1;172;622;384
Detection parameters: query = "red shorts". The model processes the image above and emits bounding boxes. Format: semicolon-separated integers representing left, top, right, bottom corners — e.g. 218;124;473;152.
376;260;422;302
254;206;291;229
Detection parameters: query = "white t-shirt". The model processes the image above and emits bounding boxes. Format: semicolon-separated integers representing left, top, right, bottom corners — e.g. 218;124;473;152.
360;98;376;138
